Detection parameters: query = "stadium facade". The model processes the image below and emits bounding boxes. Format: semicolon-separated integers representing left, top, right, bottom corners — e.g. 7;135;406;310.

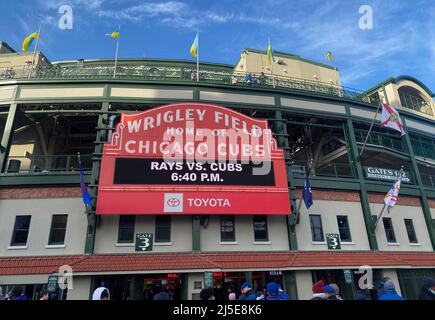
0;41;434;300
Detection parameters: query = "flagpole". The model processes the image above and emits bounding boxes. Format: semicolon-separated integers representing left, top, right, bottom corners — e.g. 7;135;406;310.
372;165;404;231
372;203;387;231
358;101;382;159
295;160;312;224
269;37;276;88
113;24;121;79
196;31;199;82
28;24;42;79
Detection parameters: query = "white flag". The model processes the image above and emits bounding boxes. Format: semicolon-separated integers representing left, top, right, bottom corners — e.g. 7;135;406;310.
384;175;402;213
381;103;405;136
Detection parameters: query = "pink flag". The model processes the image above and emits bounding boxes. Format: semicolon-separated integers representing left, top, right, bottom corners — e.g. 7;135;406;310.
381;103;405;136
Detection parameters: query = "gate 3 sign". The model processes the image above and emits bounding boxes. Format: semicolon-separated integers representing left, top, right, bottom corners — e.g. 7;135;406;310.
96;103;291;215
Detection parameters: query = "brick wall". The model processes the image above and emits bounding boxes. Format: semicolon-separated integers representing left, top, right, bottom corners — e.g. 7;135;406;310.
0;187;81;199
295;189;360;202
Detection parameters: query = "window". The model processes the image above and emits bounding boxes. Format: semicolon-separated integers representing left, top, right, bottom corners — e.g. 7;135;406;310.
48;215;68;245
11;215;31;246
337;216;352;242
404;219;418;243
383;218;397;243
117;215;135;243
220;216;235;242
155;215;171;243
309;215;324;242
253;216;269;242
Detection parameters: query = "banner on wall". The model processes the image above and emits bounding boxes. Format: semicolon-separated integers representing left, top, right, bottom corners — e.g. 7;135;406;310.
96;103;291;215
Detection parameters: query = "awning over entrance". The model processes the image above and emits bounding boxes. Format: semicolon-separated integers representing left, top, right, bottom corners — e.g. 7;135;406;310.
1;251;435;276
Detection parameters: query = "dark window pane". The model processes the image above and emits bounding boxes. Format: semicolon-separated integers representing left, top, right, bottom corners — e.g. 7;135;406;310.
337;216;352;242
253;216;268;242
48;215;68;245
155;216;171;243
118;215;135;243
11;216;31;246
220;216;235;242
309;215;324;242
404;219;418;243
51;215;68;229
382;218;397;243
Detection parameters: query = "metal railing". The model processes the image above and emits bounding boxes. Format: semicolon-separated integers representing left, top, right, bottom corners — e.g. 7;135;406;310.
421;173;435;188
290;160;355;179
4;154;92;174
0;64;371;104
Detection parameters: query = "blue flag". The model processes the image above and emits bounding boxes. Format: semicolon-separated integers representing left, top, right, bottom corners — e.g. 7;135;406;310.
79;157;92;205
302;175;313;209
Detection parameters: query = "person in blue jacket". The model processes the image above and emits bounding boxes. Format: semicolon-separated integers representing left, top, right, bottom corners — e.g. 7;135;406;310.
239;282;256;300
265;282;290;300
378;280;405;300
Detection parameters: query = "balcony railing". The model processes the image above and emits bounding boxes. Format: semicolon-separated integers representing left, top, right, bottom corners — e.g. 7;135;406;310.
0;64;371;104
421;173;435;188
290;160;355;179
4;154;92;174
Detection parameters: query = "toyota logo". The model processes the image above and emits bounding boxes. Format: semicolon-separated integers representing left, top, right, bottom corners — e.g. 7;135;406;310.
167;198;181;207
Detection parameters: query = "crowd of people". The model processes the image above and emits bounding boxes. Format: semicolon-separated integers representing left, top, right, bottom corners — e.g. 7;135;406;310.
190;69;269;87
1;277;434;300
310;277;435;300
200;280;290;301
0;287;50;300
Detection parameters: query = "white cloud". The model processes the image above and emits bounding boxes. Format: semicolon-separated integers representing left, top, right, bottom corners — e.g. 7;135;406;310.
97;1;187;20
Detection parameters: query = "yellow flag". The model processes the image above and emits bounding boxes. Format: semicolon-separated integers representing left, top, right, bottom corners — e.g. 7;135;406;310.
105;31;120;38
190;33;198;58
267;39;275;65
22;32;39;52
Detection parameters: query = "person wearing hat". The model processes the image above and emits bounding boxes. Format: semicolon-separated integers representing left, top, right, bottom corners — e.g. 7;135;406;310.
92;287;110;300
326;283;343;300
311;280;326;300
419;278;435;300
239;282;256;300
264;282;285;300
378;279;405;300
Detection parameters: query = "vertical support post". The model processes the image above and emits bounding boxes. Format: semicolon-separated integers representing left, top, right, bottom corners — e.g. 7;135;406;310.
0;103;18;173
192;216;201;252
245;271;253;285
420;194;435;250
400;119;435;250
84;101;110;254
282;271;298;300
275;101;298;250
344;117;378;250
131;275;144;300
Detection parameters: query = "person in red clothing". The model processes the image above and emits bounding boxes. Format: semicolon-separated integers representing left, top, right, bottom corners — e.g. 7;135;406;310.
311;280;326;300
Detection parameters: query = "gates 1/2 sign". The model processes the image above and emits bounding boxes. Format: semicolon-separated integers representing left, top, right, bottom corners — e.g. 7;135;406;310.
96;103;291;215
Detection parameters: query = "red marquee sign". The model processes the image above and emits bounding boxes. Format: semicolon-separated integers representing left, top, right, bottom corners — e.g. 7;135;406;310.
96;103;291;215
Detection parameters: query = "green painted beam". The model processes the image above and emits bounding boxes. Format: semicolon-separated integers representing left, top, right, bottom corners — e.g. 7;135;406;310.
275;106;298;251
344;118;378;250
84;101;109;254
282;271;298;300
0;103;18;173
192;216;201;252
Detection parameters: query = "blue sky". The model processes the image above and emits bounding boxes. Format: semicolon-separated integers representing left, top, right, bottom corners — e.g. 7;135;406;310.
1;0;434;91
